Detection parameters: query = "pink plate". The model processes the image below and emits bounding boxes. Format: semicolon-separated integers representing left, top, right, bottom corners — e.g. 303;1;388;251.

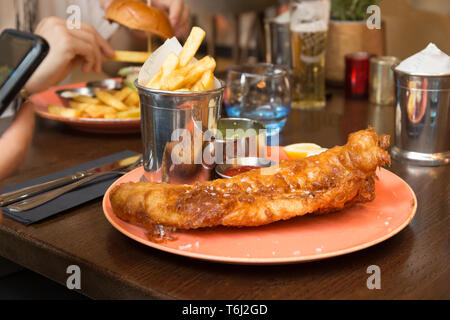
103;165;417;265
30;80;140;134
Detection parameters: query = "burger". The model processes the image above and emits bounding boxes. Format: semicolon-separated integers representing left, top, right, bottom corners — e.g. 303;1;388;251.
105;0;174;39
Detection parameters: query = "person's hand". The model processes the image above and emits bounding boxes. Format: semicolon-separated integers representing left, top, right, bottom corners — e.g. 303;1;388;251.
0;101;35;180
25;17;115;94
100;0;114;10
153;0;190;38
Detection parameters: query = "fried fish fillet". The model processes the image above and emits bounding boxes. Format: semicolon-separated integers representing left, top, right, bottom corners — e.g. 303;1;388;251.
110;129;390;230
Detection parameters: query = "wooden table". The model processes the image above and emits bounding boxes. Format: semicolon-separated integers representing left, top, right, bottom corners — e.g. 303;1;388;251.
0;89;448;299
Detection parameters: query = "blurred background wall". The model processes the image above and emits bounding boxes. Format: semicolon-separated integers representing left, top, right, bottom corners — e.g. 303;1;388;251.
1;0;449;71
380;0;450;59
186;0;449;72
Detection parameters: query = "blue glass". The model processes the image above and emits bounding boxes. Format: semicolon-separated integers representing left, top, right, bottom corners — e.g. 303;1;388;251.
224;63;291;136
225;104;290;136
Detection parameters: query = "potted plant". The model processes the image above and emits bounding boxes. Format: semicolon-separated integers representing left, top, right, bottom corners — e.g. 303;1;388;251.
326;0;386;85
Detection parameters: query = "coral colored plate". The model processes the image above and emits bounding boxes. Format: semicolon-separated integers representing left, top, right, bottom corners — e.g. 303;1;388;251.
102;155;417;265
30;80;140;134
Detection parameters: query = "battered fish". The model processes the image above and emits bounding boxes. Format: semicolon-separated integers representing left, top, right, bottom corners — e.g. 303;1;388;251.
109;129;390;230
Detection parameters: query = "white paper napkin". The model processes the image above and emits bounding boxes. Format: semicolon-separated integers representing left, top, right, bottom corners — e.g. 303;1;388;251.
395;43;450;76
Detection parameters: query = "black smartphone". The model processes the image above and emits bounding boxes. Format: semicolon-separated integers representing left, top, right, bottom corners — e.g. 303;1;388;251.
0;29;49;115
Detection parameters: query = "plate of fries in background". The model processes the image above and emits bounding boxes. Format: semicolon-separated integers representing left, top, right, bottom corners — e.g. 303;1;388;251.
31;79;141;133
32;26;218;133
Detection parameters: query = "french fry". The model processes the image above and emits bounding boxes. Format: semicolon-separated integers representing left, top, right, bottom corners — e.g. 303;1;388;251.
147;69;163;89
146;52;180;89
114;87;133;101
184;56;215;88
192;70;214;91
178;27;206;67
158;63;194;90
48;105;81;118
47;105;63;116
162;56;215;91
68;101;90;112
73;95;99;104
94;89;128;111
61;109;81;118
111;50;151;63
117;108;141;119
124;91;140;107
84;104;117;118
161;52;180;77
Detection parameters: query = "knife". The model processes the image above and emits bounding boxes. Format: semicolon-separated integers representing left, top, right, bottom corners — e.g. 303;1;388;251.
0;154;141;207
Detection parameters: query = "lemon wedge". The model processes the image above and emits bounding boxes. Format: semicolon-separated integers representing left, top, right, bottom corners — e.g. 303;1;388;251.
284;143;327;160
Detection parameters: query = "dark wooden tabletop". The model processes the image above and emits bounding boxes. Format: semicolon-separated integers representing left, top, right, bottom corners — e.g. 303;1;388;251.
0;89;448;299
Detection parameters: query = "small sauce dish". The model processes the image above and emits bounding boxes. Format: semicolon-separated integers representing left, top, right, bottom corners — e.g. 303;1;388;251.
215;157;276;179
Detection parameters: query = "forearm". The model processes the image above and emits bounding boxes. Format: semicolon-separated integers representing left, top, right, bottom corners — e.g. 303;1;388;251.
0;102;35;180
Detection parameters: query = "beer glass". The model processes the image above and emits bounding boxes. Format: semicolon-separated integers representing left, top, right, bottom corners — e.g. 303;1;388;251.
290;0;330;109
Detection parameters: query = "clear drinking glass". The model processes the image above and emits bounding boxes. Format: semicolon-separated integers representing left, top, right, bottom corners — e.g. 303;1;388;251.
224;63;291;136
290;0;330;109
265;12;292;68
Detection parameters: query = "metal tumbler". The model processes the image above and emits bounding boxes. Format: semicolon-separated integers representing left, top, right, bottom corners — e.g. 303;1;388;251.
369;56;400;105
136;81;225;183
391;70;450;166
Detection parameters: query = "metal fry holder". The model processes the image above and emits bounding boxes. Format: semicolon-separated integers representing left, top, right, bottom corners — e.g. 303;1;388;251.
391;70;450;166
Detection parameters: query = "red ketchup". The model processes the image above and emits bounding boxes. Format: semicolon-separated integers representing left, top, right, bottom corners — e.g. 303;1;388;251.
222;165;263;177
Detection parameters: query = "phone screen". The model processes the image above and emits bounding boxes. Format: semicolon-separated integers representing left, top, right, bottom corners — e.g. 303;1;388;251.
0;34;36;88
